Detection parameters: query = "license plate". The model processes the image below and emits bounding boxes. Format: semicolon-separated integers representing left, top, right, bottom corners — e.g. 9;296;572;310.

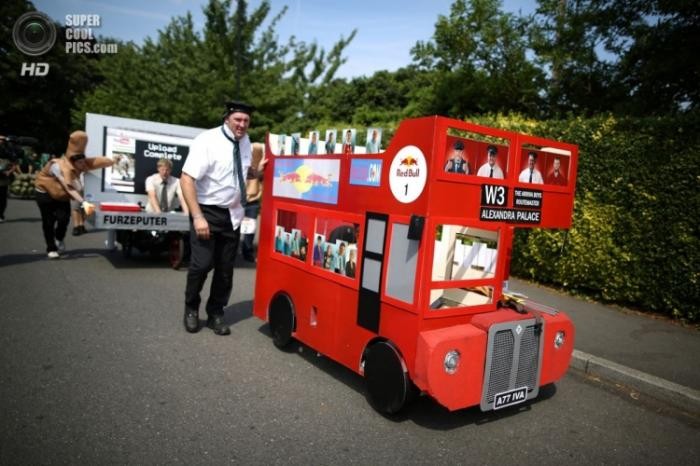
493;386;528;410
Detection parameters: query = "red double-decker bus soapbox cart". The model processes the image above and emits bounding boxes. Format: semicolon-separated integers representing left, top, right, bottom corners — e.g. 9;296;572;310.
253;116;578;414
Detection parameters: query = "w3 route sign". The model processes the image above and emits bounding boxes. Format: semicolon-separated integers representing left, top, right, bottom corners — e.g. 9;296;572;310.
480;184;543;224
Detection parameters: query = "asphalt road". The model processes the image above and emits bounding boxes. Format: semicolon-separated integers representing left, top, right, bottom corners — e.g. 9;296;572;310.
1;198;697;465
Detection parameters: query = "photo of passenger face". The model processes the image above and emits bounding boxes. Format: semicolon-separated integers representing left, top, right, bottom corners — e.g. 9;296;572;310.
545;155;569;186
444;139;469;174
283;232;293;255
346;248;357;278
323;244;334;269
290;228;302;257
277;134;286;155
313;234;326;266
518;150;544;184
341;128;355;155
325;130;337;154
274;226;285;253
308;131;319;155
291;133;301;156
365;128;382;153
333;240;349;275
476;145;504;179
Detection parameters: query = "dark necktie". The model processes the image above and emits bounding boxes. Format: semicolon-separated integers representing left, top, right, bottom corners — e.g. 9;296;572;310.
489;167;493;178
529;170;533;183
221;126;247;207
160;180;168;212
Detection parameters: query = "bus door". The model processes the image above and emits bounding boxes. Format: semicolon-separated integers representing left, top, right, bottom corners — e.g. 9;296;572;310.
357;212;388;333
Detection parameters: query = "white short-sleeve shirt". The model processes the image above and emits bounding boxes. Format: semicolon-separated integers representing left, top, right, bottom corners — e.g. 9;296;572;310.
182;124;252;228
145;173;182;212
518;168;544;184
477;162;504;179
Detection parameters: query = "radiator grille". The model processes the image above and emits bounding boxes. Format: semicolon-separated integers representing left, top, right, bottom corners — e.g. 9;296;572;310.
515;325;540;389
482;320;542;409
486;330;515;402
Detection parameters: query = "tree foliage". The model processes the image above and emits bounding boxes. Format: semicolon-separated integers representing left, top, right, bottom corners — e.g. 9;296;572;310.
410;0;545;117
529;0;700;116
75;0;356;141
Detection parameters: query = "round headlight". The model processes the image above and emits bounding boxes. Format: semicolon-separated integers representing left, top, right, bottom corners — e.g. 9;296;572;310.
443;350;460;374
554;331;565;349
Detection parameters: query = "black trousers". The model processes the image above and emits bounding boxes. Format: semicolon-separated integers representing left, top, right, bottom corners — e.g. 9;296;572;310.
35;191;70;252
0;184;8;219
185;205;240;316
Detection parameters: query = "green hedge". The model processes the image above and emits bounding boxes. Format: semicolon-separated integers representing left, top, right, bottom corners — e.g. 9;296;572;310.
469;113;700;322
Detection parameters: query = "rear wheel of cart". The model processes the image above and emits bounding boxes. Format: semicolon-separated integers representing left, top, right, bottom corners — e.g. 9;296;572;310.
169;236;184;269
364;340;412;415
268;293;295;349
119;231;133;258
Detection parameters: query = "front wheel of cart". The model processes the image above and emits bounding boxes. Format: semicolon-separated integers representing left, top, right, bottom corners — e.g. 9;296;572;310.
169;236;184;269
268;293;295;349
364;340;412;415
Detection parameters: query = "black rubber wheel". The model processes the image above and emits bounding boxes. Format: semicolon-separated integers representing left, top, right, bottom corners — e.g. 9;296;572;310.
269;293;294;349
118;231;134;258
169;236;184;269
364;341;411;415
121;238;133;258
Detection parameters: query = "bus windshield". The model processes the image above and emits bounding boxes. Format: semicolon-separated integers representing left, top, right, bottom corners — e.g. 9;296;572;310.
430;224;499;310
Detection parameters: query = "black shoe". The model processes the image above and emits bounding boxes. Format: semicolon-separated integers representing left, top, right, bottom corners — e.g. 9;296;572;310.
79;225;88;234
72;227;82;236
243;254;256;263
207;315;231;335
184;309;200;333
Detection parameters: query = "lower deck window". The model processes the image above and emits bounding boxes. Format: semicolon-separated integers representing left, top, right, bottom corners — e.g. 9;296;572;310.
313;217;359;278
275;209;309;262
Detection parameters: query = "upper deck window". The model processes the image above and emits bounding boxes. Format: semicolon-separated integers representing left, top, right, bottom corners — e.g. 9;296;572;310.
443;129;510;180
519;145;572;187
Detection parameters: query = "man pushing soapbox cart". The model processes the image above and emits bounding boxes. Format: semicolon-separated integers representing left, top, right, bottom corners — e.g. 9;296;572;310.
91;202;190;269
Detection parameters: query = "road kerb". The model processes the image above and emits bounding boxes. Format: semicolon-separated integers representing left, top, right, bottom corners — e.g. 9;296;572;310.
571;349;700;415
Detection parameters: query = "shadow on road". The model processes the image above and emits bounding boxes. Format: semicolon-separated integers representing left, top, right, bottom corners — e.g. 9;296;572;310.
0;252;47;267
101;247;183;270
0;247;185;270
255;321;559;430
2;217;41;223
223;300;254;326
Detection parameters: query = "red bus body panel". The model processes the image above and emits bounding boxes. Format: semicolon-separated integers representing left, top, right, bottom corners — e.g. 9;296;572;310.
254;116;577;411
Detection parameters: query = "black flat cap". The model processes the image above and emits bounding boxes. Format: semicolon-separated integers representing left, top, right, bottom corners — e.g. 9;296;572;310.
223;101;255;118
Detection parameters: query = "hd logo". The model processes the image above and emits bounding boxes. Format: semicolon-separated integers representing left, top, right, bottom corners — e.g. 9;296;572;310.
20;62;50;76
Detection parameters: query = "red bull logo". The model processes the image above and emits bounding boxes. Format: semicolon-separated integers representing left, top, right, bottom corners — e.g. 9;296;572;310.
397;153;420;177
399;155;418;166
280;172;302;183
305;173;332;187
